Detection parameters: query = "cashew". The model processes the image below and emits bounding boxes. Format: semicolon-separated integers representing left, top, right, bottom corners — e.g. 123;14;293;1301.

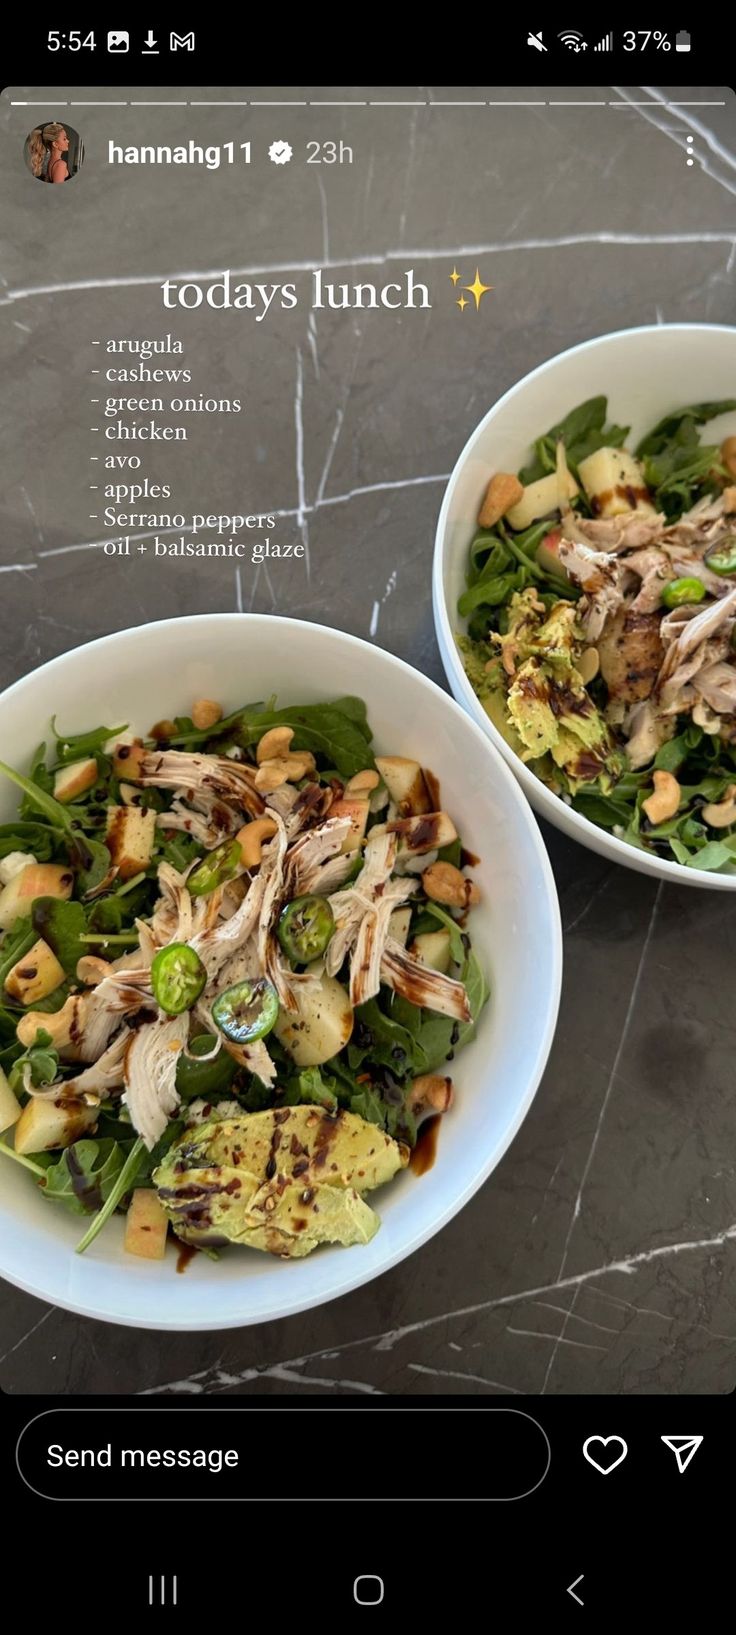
692;699;722;734
344;769;380;798
76;956;114;986
16;995;80;1050
478;472;524;530
191;698;223;731
254;760;290;792
283;750;316;781
577;646;600;684
701;783;736;829
406;1075;454;1116
723;485;736;514
720;437;736;479
422;860;480;908
236;817;278;867
256;750;316;789
642;770;681;824
256;726;294;764
149;719;178;741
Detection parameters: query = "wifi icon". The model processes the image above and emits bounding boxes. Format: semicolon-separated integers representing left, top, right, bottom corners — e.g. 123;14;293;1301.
558;29;587;50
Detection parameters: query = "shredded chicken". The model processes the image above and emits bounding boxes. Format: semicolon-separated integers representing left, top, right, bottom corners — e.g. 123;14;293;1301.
139;749;265;818
267;779;332;838
17;970;152;1060
563;511;667;554
190;862;270;982
624;699;674;770
65;1032;130;1098
157;800;238;850
380;937;471;1022
692;660;736;715
284;815;354;896
657;590;736;709
324;831;398;976
122;1011;190;1149
349;878;418;1006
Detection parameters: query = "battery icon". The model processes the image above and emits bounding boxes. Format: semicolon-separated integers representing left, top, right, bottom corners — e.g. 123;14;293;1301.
675;30;691;51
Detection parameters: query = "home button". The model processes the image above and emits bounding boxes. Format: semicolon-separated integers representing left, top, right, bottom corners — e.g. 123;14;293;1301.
354;1575;385;1606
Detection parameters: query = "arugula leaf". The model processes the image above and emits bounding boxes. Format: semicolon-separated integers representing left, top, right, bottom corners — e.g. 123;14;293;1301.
0;757;74;834
30;896;88;975
8;1029;59;1093
37;1138;129;1216
75;1136;147;1253
156;830;202;874
282;1066;339;1112
0;821;54;862
348;998;428;1078
236;702;374;779
68;835;113;894
52;720;126;765
0;920;35;989
518;397;627;485
635;401;736;458
415;945;490;1073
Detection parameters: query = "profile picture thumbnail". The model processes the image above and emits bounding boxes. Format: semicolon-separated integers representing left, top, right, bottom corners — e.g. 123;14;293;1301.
24;121;84;184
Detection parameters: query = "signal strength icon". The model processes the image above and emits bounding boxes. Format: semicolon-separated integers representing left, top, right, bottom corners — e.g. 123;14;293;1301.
594;32;613;51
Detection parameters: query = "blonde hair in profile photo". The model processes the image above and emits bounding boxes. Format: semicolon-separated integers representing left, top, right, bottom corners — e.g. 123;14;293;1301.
28;122;66;178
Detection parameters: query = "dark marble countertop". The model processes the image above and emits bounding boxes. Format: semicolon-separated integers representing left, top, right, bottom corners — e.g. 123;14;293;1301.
1;84;735;1396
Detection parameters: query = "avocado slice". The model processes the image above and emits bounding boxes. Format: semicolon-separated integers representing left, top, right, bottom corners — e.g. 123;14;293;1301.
153;1106;408;1258
495;591;622;790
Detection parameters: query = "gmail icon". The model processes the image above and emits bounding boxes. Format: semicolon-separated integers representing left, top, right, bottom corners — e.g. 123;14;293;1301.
170;30;195;49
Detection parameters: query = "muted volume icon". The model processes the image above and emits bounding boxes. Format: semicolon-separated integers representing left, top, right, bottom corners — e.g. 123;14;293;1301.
594;32;613;51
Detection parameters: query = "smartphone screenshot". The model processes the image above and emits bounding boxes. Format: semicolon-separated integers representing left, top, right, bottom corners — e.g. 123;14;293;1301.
1;30;733;1614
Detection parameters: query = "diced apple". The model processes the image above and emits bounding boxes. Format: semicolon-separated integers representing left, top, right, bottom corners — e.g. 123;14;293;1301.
124;1188;169;1260
14;1095;97;1155
328;797;370;853
0;1067;21;1134
506;469;579;532
105;805;157;879
374;756;431;816
273;970;354;1067
53;758;98;803
577;447;657;519
0;863;74;932
381;811;458;856
111;738;146;780
409;929;452;974
4;938;66;1005
388;906;412;947
536;527;567;578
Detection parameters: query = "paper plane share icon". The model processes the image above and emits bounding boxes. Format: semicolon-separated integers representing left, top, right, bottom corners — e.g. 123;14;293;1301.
661;1435;703;1473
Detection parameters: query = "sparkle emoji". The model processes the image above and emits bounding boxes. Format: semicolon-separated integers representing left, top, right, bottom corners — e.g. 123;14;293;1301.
464;268;493;311
456;294;468;311
449;267;462;286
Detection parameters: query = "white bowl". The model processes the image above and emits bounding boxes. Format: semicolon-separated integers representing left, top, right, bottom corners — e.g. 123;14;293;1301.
0;615;561;1330
434;323;736;890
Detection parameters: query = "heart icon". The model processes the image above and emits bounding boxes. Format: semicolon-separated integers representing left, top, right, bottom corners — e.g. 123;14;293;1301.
582;1435;628;1474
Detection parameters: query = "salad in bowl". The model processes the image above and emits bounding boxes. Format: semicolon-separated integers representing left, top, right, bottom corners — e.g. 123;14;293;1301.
457;393;736;875
0;692;487;1267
